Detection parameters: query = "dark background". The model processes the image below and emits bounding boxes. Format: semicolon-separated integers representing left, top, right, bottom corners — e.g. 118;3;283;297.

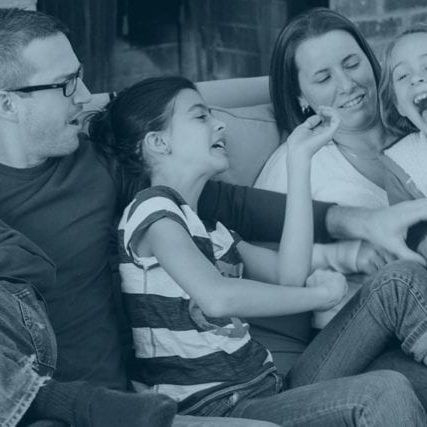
37;0;327;92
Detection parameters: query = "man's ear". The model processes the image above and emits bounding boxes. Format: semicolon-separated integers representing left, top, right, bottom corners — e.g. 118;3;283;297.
0;91;19;122
144;131;171;155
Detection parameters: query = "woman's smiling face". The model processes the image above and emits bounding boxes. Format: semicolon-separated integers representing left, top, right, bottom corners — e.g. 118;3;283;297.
296;30;379;134
391;31;427;136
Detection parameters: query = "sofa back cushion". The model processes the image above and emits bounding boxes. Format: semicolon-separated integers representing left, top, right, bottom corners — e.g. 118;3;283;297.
212;104;280;186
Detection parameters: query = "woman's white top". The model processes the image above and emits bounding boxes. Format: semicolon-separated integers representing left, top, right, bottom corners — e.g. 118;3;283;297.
255;141;388;209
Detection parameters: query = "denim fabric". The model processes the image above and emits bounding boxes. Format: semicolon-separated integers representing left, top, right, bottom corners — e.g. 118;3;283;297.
287;260;427;387
0;280;57;427
6;260;427;426
230;370;425;426
173;415;279;427
189;261;427;425
187;373;282;418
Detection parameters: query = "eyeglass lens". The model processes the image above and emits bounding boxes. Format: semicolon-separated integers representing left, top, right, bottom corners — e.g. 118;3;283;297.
65;68;83;97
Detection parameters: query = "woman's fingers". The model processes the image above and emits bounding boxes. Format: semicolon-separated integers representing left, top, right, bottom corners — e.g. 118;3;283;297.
301;114;322;129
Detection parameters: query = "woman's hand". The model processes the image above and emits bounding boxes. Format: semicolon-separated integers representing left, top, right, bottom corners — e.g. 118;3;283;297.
355;241;396;275
286;106;340;160
306;269;348;311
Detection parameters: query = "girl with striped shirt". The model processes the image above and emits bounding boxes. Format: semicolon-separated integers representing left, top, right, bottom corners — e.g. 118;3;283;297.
89;76;427;426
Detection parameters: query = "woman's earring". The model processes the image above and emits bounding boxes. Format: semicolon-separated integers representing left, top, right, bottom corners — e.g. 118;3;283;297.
301;104;310;115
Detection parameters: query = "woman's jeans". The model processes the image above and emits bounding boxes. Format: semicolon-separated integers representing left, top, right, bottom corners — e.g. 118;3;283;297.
189;261;427;425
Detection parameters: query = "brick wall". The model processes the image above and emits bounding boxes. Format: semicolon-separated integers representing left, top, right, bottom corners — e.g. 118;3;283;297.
109;0;290;89
0;0;36;9
192;0;288;80
330;0;427;62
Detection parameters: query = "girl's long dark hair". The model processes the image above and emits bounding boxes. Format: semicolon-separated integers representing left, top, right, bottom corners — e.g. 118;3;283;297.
89;76;197;183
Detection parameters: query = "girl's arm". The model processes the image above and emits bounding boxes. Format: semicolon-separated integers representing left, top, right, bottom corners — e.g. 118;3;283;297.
238;109;340;286
142;217;345;318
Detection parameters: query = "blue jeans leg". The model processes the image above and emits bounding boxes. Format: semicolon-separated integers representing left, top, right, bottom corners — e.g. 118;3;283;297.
230;370;426;426
366;347;427;409
173;415;279;426
287;260;427;388
0;281;57;427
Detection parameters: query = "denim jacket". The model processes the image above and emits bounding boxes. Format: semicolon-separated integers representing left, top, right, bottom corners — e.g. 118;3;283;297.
0;220;57;427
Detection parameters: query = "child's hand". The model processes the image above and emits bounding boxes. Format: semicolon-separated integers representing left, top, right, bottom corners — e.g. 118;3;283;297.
355;241;396;275
306;269;348;311
287;106;340;160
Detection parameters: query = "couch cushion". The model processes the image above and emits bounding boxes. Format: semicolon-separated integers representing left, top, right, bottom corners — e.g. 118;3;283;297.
212;104;281;186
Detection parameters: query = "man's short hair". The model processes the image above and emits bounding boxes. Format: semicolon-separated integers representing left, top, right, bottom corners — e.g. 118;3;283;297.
0;8;68;90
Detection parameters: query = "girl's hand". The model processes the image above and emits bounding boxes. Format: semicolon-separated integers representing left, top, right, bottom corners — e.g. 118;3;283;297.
306;269;348;311
287;106;340;160
355;241;396;275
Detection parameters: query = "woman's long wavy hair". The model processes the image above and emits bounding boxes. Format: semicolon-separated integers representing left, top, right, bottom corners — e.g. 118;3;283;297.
270;7;381;137
379;24;427;138
89;76;197;185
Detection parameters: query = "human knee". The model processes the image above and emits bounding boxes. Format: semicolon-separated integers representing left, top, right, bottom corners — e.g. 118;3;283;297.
375;260;425;283
371;369;412;393
347;371;425;426
365;370;422;414
362;260;427;296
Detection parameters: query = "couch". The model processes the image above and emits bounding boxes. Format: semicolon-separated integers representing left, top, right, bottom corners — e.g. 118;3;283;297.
86;76;313;374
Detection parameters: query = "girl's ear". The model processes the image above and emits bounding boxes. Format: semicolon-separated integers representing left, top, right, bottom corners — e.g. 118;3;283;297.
144;131;171;155
0;91;19;122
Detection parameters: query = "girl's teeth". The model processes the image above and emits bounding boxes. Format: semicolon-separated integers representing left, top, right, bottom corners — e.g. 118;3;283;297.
415;93;427;104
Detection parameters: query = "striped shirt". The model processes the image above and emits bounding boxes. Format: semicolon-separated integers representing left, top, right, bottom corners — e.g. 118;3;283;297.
118;186;273;410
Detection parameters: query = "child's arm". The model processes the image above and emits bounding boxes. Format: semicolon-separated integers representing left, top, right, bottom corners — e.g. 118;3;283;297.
240;108;340;286
141;217;346;318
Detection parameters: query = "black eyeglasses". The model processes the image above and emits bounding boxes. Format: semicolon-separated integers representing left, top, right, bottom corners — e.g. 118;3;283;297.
7;66;84;97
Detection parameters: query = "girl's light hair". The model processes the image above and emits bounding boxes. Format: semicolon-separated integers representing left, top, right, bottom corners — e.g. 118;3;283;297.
379;24;427;138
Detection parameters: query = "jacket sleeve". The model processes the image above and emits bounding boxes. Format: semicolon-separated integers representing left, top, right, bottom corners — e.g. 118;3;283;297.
0;219;56;289
198;180;334;243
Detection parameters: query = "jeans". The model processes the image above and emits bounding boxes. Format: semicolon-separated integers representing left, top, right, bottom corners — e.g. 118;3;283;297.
190;261;427;425
287;261;427;387
0;280;278;427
